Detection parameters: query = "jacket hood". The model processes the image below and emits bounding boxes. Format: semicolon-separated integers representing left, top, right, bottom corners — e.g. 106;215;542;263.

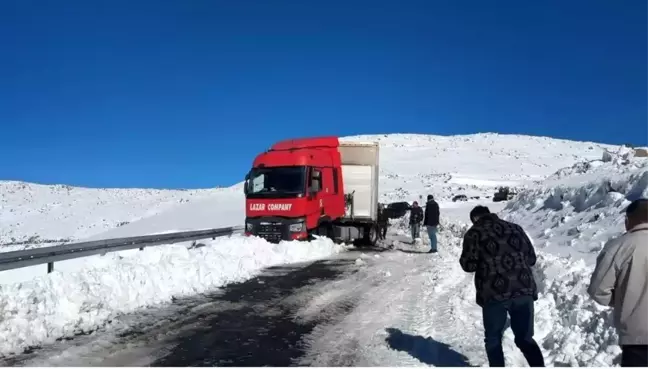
629;223;648;233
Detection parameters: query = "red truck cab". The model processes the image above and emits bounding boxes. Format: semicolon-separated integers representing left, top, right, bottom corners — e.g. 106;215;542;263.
244;136;380;244
244;136;346;242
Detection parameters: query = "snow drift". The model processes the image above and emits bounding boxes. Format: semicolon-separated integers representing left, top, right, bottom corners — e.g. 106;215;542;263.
425;220;620;366
489;151;648;366
0;235;344;356
501;150;648;262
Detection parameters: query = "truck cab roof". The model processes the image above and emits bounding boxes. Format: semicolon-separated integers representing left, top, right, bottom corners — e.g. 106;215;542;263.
270;136;340;151
253;137;341;168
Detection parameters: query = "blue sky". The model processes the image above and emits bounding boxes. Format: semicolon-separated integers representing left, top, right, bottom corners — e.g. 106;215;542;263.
1;0;646;189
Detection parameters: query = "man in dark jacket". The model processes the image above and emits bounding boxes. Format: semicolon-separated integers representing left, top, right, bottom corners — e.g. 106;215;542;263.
409;201;424;243
377;203;389;240
460;205;544;367
423;194;440;253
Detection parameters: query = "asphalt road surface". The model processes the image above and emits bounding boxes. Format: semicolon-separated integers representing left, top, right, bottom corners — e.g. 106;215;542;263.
2;238;475;367
2;254;364;367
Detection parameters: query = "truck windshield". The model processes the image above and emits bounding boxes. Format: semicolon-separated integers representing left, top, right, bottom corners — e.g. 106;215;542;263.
246;166;306;198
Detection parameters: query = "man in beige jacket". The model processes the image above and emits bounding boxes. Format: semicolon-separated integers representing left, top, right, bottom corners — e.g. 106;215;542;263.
588;198;648;367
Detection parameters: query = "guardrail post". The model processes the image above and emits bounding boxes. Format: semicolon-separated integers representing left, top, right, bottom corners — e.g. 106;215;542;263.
47;262;54;273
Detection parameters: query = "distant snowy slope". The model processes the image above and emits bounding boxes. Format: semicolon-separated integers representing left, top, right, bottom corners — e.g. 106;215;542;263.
84;184;245;241
342;133;618;202
0;181;222;248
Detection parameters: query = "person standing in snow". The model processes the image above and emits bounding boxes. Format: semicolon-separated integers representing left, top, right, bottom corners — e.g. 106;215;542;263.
377;203;389;240
409;201;424;243
588;198;648;367
423;194;440;253
460;205;545;367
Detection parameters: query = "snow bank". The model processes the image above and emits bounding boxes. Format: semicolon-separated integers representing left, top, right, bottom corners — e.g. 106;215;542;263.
433;220;620;366
532;253;619;366
463;153;648;365
501;155;648;262
0;235;344;356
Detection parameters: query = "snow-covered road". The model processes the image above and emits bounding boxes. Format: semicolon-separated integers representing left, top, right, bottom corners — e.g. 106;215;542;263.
4;220;601;367
1;216;621;367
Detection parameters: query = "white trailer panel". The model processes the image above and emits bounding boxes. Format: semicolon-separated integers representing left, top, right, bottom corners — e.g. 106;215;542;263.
338;141;379;221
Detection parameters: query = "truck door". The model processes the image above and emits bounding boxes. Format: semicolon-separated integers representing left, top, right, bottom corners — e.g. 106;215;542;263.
306;168;323;229
310;167;339;220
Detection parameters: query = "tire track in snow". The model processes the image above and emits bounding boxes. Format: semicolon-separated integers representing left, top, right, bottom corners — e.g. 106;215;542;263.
407;246;483;366
295;249;425;366
297;227;481;367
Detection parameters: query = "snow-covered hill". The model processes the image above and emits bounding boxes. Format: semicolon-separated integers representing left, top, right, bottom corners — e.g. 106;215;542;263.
73;133;619;241
0;181;228;249
343;133;618;203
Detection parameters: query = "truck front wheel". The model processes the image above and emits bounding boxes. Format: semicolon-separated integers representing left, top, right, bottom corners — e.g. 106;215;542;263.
361;224;378;247
308;222;334;241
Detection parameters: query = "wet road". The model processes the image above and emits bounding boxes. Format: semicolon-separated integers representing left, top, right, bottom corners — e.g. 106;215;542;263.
153;258;358;366
3;255;364;367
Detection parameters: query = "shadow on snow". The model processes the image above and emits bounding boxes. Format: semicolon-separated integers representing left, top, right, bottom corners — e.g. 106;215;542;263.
385;327;472;367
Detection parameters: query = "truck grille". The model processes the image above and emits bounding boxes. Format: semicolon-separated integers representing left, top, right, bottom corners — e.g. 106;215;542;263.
257;224;283;243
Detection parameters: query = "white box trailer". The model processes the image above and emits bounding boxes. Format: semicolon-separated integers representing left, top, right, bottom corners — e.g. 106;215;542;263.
338;141;380;222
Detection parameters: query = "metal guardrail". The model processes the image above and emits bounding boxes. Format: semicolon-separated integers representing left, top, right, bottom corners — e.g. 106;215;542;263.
0;226;244;273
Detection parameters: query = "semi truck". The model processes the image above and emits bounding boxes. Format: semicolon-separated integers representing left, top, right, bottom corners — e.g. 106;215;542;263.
243;136;380;245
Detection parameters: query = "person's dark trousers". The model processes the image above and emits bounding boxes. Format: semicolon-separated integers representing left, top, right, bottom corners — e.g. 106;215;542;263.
482;295;545;367
380;225;387;239
621;345;648;367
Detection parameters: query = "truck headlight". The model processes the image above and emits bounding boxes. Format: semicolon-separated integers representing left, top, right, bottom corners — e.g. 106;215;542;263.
289;222;304;232
246;223;253;232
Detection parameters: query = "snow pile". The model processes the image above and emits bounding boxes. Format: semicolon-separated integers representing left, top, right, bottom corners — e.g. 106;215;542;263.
0;235;344;356
416;220;620;366
532;253;619;366
474;153;648;365
501;153;648;261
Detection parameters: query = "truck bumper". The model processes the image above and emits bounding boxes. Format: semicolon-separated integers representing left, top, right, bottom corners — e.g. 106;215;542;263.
244;217;308;243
